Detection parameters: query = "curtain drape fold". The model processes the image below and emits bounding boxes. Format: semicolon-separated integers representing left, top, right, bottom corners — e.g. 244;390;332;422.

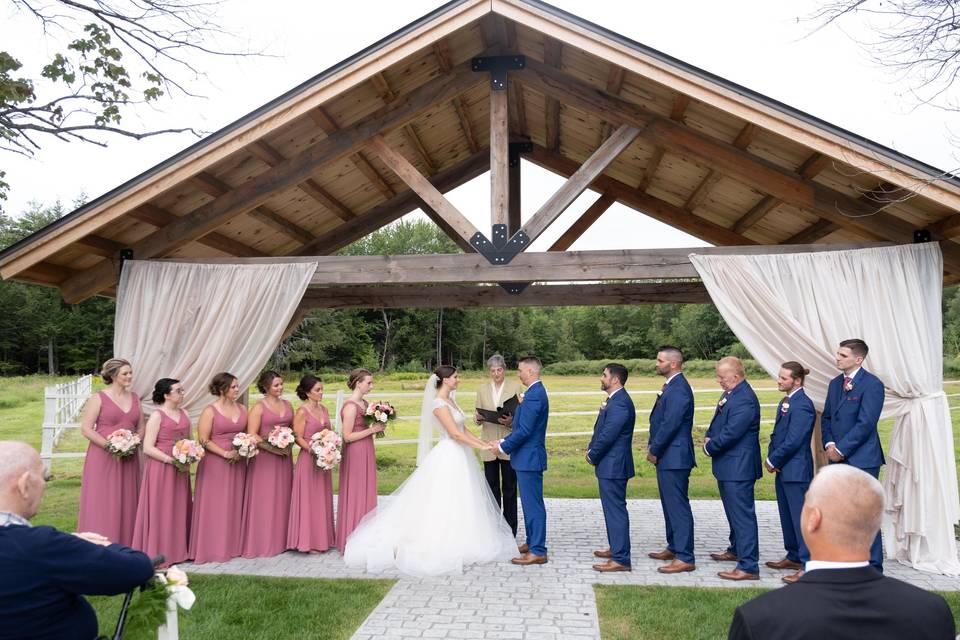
689;243;960;575
114;260;316;420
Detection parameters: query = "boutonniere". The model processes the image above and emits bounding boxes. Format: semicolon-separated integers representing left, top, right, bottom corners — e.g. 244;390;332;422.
518;392;525;404
780;402;790;414
844;381;854;392
600;399;608;411
656;390;664;398
718;396;728;408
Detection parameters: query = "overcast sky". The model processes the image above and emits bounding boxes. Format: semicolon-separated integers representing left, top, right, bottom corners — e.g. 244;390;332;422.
3;0;956;251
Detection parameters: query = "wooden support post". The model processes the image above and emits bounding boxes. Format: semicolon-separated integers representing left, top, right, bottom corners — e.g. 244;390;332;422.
508;154;522;235
490;88;510;230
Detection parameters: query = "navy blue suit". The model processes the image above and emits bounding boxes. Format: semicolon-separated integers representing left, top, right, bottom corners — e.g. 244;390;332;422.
648;373;696;564
821;367;886;569
501;380;549;556
0;523;154;640
704;379;762;574
587;387;636;565
767;388;815;564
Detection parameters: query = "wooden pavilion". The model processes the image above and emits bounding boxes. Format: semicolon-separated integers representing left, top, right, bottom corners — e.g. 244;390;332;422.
2;0;959;309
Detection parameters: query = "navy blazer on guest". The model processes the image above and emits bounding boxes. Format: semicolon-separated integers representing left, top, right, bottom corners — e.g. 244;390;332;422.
648;373;696;470
820;368;885;469
0;524;154;640
767;388;815;482
704;379;762;481
501;380;549;472
587;388;636;479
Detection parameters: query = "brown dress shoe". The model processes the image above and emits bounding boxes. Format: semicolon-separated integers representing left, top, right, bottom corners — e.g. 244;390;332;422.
717;569;760;581
658;559;696;574
782;570;804;584
594;549;613;558
709;551;739;562
647;549;676;561
511;552;548;565
592;560;632;572
765;557;803;571
518;543;529;554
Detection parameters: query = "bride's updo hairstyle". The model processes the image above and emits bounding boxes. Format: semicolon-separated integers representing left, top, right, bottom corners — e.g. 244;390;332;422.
433;365;457;388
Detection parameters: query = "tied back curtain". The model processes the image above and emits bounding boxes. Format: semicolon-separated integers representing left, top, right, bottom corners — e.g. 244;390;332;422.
114;260;317;419
689;243;960;575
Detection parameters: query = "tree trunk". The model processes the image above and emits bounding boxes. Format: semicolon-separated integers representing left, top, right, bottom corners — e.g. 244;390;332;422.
47;339;55;375
436;308;444;367
380;309;391;371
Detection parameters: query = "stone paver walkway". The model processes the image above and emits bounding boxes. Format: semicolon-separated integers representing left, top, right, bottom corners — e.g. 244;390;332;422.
185;498;960;639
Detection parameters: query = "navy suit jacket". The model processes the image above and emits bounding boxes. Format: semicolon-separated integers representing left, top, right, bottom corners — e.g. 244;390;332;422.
587;388;636;479
704;379;762;481
0;524;154;640
648;373;696;470
821;368;885;469
767;388;816;482
501;380;549;472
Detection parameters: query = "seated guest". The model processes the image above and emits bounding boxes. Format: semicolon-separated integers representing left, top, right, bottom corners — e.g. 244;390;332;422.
0;441;154;640
728;465;956;640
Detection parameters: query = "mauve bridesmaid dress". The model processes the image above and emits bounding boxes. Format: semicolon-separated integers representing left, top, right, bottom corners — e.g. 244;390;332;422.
188;404;247;564
287;404;335;552
131;409;192;565
335;399;378;553
240;400;294;558
77;391;141;546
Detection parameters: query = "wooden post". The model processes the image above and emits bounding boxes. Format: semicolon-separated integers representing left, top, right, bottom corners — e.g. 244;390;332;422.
508;156;521;235
41;389;56;479
490;89;510;230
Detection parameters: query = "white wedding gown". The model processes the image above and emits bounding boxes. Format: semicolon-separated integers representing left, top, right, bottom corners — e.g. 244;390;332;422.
343;397;517;576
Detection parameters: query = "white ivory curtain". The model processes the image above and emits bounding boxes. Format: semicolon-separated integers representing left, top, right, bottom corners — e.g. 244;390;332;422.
114;260;317;419
689;243;960;575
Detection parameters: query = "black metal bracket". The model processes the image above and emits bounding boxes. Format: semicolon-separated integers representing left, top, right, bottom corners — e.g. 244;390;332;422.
470;229;530;265
499;282;530;295
508;140;533;168
914;229;932;243
471;55;525;90
118;248;134;275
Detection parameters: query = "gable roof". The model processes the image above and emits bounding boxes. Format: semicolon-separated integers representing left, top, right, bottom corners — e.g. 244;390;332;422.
4;0;959;301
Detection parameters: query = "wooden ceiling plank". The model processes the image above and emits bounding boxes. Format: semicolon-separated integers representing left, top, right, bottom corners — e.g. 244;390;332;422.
683;170;723;211
670;94;691;122
352;152;397;199
522;123;641;243
76;234;124;258
59;60;487;302
544;37;562;152
637;146;664;192
548;193;616;251
731;195;780;234
370;72;397;104
509;78;527;136
785;219;840;245
130;204;265;257
367;134;480;248
452;96;480;154
402;123;437;173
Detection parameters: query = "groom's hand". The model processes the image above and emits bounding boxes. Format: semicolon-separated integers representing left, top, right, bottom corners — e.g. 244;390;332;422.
646;452;657;464
585;452;594;466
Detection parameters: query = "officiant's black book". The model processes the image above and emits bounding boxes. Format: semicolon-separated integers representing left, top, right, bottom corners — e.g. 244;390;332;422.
476;394;520;423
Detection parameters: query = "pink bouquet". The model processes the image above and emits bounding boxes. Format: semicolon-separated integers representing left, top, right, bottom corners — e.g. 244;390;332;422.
310;429;342;471
231;432;259;463
259;425;294;456
171;439;205;473
364;401;396;438
105;429;141;459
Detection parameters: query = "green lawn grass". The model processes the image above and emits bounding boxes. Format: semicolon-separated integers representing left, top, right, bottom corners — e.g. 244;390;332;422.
594;585;960;640
90;574;393;640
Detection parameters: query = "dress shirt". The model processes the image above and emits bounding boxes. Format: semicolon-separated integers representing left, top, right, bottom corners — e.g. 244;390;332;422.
805;559;869;572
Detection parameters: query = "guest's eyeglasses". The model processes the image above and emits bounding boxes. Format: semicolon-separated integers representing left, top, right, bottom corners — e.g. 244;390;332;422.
172;388;186;395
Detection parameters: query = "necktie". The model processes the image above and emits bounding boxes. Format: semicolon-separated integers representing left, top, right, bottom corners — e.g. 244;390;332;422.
843;376;852;390
661;383;668;393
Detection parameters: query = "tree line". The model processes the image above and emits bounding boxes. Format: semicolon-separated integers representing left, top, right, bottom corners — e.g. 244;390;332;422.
2;203;958;376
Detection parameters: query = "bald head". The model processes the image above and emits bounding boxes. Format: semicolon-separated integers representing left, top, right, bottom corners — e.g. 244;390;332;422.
802;465;884;557
0;442;44;520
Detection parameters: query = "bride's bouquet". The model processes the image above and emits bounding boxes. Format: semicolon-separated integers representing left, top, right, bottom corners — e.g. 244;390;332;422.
105;429;141;459
171;438;205;473
231;432;259;463
310;429;342;471
258;425;295;456
364;401;396;439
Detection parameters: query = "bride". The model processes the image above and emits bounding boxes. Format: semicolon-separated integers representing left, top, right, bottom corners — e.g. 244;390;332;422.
343;365;518;576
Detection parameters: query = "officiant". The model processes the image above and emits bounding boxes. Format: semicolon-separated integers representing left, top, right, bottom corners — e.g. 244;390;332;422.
474;354;522;537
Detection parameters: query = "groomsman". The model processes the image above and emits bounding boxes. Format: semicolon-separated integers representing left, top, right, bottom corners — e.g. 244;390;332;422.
704;356;762;581
646;346;696;574
586;363;636;572
764;361;816;584
821;338;885;570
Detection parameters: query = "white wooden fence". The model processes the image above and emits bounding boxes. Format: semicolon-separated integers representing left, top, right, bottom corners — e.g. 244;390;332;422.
40;374;93;477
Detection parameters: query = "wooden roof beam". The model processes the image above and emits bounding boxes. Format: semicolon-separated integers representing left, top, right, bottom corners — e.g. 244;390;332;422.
58;59;487;302
249;140;354;221
685;124;754;215
431;39;479;155
637;146;664;193
129;204;266;258
785;219;840;244
402;124;437;173
670;94;691;122
367;134;481;249
292;148;489;257
76;234;124;258
548;193;616;251
733;151;829;234
544;37;562;152
522;124;641;245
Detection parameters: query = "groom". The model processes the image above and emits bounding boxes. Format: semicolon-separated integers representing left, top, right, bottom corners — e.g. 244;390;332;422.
494;356;550;565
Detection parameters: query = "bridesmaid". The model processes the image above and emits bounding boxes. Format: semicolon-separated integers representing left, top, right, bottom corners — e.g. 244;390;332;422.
287;375;335;553
189;372;247;564
240;370;294;558
132;378;192;565
335;368;384;553
77;358;144;546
